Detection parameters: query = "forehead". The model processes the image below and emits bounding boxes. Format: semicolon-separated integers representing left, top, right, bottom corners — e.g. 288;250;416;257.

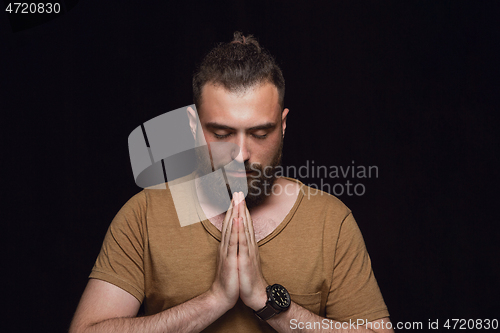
198;82;281;126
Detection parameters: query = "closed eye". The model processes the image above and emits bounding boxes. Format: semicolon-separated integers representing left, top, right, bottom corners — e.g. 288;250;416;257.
214;132;231;139
252;134;267;139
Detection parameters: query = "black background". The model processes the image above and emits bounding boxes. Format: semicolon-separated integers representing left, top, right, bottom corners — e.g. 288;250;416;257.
2;1;499;332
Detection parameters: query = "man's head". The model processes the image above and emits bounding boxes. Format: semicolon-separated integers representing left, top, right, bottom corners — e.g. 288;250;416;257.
188;32;288;209
193;31;285;112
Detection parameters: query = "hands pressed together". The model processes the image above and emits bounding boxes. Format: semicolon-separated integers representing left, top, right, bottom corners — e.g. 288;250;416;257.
209;192;268;312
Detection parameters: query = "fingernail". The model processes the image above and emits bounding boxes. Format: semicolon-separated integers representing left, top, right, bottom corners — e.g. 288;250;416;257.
233;192;240;205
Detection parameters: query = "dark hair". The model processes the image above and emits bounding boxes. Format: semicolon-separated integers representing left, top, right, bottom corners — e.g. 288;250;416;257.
193;31;285;111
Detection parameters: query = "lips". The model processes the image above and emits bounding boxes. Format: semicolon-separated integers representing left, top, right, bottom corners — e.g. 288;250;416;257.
225;170;254;177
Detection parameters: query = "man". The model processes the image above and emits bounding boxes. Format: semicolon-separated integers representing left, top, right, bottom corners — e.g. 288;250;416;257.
70;32;393;332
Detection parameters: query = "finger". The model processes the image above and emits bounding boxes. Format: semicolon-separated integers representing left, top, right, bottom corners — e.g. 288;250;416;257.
221;205;233;247
234;190;243;207
238;193;245;225
228;217;238;258
221;198;235;250
245;202;256;245
238;193;251;243
238;192;246;225
224;194;240;254
235;192;242;218
224;199;238;254
239;194;252;247
237;217;249;257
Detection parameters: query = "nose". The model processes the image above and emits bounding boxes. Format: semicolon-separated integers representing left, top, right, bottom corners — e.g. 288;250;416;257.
232;133;250;164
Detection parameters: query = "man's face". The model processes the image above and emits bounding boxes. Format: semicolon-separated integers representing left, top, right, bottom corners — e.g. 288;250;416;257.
194;82;288;208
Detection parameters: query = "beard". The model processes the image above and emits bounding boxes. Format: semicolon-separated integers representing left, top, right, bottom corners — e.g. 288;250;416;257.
194;138;283;211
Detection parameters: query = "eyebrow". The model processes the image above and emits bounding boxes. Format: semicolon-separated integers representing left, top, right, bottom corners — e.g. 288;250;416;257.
205;122;277;131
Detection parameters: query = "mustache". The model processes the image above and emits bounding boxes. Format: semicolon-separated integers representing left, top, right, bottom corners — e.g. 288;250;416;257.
223;163;263;173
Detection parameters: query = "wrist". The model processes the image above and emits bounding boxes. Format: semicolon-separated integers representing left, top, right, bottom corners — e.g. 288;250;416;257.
253;284;291;321
205;288;234;313
248;289;268;311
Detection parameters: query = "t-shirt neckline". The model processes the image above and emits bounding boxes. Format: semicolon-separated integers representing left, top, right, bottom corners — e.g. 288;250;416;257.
192;176;305;246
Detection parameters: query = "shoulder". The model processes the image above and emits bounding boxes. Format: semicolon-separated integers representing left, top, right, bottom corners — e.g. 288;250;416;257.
281;176;351;220
142;173;202;227
114;190;147;221
112;174;187;225
136;172;195;212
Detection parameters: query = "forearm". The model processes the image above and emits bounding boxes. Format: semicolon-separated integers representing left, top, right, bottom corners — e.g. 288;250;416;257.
75;290;228;333
266;301;379;333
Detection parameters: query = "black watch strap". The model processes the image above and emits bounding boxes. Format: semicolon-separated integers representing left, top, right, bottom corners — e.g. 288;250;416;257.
254;284;291;321
254;303;280;321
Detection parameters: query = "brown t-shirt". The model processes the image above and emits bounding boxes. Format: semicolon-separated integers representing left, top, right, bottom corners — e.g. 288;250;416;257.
90;177;389;332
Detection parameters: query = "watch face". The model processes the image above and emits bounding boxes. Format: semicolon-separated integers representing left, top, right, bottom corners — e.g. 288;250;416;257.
270;284;291;309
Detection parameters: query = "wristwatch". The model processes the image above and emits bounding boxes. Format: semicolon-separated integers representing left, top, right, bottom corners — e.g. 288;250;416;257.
254;284;291;320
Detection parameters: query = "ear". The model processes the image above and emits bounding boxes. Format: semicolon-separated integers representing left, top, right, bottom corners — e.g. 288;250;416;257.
281;108;289;138
186;106;198;140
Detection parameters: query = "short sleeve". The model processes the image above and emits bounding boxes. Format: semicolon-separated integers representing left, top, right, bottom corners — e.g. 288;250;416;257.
326;213;389;322
89;191;147;303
